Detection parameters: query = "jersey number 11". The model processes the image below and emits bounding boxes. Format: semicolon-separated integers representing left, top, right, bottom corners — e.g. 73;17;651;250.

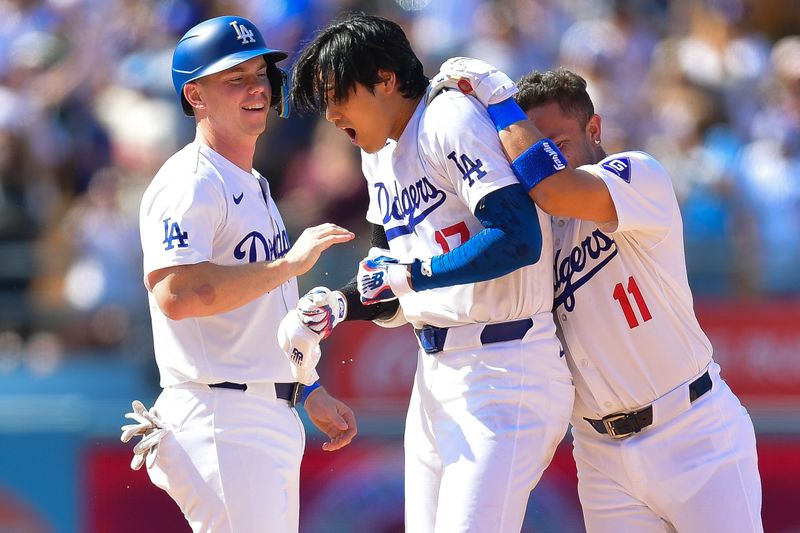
612;276;652;329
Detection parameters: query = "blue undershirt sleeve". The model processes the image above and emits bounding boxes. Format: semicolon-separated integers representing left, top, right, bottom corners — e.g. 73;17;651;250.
410;184;542;290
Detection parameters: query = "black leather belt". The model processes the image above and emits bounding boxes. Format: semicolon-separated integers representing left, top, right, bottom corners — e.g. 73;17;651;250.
414;318;534;354
585;370;712;439
209;382;304;407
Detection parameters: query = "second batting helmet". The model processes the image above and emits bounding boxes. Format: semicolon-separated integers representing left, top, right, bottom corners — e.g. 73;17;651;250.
172;16;290;118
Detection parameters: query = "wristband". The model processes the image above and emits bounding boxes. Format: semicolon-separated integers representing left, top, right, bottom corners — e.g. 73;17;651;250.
511;138;567;191
300;380;321;404
487;99;527;131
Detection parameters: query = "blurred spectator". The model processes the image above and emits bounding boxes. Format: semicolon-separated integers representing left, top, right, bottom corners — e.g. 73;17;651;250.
33;167;145;349
735;35;800;294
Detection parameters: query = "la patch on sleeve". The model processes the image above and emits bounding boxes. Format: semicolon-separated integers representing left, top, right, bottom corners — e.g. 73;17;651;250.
601;157;631;183
163;217;189;250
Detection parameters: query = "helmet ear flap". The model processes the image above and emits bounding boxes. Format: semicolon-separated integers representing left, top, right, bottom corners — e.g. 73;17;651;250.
267;65;290;118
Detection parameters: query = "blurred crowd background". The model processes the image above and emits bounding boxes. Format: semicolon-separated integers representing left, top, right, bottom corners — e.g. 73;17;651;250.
1;0;799;532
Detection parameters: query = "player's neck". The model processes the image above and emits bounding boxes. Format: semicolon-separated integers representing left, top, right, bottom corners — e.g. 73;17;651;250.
594;146;607;163
592;145;606;165
195;127;256;173
388;95;423;142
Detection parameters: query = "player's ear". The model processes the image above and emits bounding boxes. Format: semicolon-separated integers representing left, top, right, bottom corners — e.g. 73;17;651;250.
376;69;397;94
586;114;602;145
184;82;205;112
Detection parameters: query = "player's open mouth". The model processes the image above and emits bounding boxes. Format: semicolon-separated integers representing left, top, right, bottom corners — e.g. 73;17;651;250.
242;104;265;111
344;127;356;141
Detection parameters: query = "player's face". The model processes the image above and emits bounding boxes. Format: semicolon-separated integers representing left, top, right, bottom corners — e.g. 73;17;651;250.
324;80;396;154
193;56;271;138
526;101;599;167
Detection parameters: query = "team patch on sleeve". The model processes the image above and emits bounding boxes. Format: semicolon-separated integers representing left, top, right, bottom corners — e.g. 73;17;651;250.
162;217;189;250
601;157;631;183
447;151;487;186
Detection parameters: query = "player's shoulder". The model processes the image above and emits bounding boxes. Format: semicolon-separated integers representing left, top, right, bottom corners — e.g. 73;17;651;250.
143;144;224;207
589;150;670;185
422;89;492;132
158;144;224;184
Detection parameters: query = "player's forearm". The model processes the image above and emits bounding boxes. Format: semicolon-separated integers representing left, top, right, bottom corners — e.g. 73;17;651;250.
499;120;616;223
527;169;617;222
150;260;297;320
410;184;542;291
498;120;545;160
338;277;400;321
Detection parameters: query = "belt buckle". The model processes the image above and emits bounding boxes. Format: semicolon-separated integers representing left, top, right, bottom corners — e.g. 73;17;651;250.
602;413;635;440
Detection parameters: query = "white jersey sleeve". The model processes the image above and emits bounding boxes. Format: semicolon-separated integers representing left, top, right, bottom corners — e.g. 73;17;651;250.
140;169;225;277
580;151;674;242
420;90;520;213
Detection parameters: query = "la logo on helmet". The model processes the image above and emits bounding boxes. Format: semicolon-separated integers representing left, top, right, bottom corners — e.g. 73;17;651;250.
229;21;255;44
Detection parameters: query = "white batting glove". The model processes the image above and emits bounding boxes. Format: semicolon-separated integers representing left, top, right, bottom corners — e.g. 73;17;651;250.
427;56;518;107
277;309;323;385
120;400;168;471
357;247;413;305
297;287;347;340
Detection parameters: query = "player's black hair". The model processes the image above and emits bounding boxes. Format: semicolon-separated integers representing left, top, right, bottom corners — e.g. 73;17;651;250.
290;13;428;113
515;69;595;128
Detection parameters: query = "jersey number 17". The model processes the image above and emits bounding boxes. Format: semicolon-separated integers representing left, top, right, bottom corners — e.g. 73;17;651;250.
434;221;470;252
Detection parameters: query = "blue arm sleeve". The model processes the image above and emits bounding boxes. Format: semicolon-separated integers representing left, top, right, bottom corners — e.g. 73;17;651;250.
410;184;542;291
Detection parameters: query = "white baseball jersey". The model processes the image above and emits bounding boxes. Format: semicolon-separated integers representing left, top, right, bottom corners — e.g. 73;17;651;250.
552;151;713;419
362;90;554;329
140;142;299;387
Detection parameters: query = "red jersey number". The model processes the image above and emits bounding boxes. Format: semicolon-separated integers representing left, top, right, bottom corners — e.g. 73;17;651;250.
434;221;470;253
612;276;653;329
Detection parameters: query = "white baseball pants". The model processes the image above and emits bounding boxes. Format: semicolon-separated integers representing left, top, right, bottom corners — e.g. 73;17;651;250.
572;362;762;533
404;330;574;533
146;383;305;533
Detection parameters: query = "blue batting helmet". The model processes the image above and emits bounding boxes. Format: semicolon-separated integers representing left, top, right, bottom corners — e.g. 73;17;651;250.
171;16;290;118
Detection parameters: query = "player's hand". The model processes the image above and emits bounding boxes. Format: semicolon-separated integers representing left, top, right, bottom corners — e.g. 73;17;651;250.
297;287;347;340
283;223;354;277
357;248;412;305
120;400;168;471
428;56;518;107
303;386;357;451
277;309;323;385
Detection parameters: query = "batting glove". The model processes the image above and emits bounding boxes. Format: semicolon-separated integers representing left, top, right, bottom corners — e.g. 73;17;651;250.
357;248;413;305
297;287;347;340
120;400;168;471
277;309;322;385
427;56;518;107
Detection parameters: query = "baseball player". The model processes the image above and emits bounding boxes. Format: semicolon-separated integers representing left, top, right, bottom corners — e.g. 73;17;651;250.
120;16;357;533
430;59;763;532
280;14;574;533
